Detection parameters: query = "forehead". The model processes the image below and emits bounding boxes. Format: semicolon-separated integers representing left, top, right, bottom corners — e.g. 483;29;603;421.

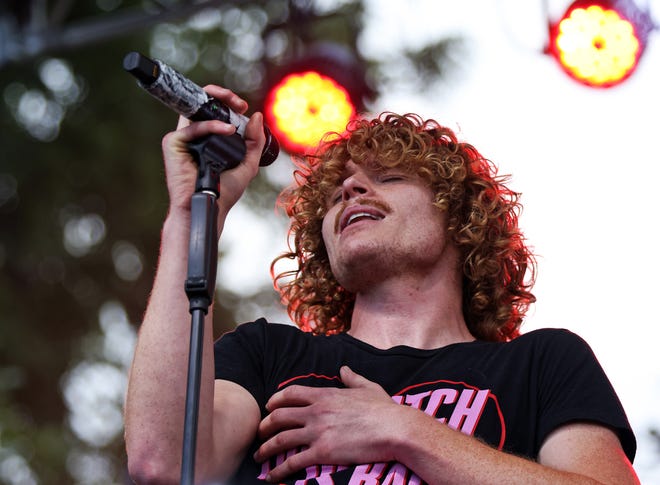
311;134;424;194
320;158;400;187
323;153;409;176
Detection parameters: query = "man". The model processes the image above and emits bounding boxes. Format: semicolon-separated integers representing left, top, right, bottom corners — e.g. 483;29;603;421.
124;85;639;485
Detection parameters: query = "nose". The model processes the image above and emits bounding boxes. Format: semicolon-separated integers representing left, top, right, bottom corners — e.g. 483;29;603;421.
341;171;371;201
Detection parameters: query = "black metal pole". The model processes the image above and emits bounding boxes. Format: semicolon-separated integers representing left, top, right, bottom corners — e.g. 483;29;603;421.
180;133;246;485
181;308;206;485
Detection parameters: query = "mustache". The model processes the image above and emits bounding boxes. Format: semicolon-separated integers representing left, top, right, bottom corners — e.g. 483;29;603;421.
334;197;393;233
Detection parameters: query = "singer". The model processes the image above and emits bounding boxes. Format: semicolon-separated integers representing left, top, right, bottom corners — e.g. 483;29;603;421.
123;85;639;485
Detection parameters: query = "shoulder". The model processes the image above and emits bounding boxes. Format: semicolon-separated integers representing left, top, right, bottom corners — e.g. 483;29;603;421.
479;327;603;381
514;329;636;463
510;327;593;355
515;327;584;343
219;318;304;341
216;319;327;356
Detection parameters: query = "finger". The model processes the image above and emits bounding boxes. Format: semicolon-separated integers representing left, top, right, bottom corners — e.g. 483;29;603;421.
253;427;309;464
202;85;249;114
266;385;323;412
258;406;306;441
263;447;317;483
245;111;266;148
162;120;236;167
340;366;377;389
175;115;191;130
174;119;236;143
239;112;266;173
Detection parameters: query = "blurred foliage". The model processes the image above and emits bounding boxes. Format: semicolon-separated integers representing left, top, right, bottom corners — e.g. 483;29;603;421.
0;0;461;482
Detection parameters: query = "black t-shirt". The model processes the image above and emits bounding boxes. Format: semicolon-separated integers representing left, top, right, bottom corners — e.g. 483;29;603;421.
214;319;636;484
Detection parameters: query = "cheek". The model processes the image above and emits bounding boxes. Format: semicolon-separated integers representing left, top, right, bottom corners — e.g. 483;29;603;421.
321;211;336;256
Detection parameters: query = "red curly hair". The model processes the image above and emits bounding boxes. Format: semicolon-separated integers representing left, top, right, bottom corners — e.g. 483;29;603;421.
271;113;536;342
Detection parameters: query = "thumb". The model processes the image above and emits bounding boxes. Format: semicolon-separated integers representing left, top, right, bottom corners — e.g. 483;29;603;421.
340;366;375;389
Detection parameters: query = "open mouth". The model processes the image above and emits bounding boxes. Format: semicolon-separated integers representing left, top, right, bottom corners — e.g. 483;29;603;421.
338;207;385;233
346;212;382;226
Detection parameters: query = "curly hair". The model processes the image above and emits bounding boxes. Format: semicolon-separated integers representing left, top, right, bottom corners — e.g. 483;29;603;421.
271;112;536;342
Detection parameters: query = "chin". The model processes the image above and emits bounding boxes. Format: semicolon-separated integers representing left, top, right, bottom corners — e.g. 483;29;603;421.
331;252;395;292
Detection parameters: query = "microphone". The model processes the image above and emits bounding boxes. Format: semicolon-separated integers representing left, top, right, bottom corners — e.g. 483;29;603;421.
122;51;279;166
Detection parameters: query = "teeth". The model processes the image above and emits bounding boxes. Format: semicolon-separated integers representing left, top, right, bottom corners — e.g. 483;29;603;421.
347;212;380;226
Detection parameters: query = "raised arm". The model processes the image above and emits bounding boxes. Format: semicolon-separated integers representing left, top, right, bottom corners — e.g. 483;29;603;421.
124;86;263;484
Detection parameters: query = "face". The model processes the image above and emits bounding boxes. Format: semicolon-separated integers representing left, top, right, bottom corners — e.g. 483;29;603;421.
321;160;458;292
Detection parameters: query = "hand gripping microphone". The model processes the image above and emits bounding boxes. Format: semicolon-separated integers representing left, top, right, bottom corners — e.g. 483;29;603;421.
122;51;279;166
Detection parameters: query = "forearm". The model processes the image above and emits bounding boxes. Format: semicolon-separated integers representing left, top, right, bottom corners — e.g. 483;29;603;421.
393;407;635;485
124;208;227;482
396;419;591;484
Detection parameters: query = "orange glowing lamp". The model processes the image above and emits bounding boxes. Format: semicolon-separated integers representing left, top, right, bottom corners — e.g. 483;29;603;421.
548;0;654;87
264;70;356;155
262;43;371;155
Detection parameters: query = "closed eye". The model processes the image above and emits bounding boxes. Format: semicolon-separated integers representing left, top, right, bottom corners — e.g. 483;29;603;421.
329;189;342;205
379;174;406;183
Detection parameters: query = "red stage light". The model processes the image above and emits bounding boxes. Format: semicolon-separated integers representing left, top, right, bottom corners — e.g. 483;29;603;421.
548;0;654;87
264;70;356;156
262;43;371;155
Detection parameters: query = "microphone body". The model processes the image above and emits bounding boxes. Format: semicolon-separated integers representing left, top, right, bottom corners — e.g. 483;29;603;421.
123;51;279;166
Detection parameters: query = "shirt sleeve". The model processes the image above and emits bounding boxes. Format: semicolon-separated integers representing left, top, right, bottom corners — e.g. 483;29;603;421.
213;319;268;409
536;329;636;462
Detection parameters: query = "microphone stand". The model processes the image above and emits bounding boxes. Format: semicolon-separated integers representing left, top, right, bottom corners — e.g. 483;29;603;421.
181;132;246;485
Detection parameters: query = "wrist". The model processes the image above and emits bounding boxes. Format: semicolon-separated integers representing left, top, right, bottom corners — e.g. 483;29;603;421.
164;206;192;232
374;403;426;463
163;202;229;240
389;405;449;467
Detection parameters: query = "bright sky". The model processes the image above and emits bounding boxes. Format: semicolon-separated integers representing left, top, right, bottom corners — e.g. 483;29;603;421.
219;0;660;481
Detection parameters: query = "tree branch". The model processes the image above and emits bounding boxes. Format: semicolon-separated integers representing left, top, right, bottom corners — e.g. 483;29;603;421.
0;0;227;69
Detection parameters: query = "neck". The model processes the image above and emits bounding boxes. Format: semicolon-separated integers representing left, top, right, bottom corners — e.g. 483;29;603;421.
347;271;474;350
